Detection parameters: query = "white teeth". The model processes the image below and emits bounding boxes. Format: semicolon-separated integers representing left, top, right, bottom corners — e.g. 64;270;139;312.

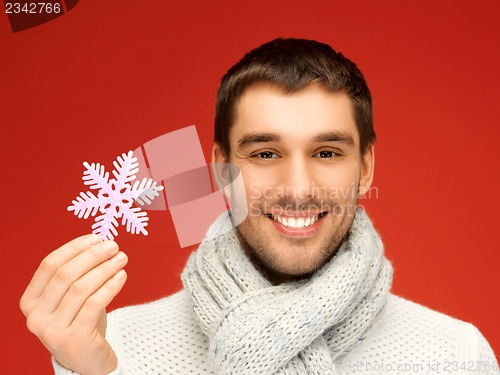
309;216;317;226
270;214;320;228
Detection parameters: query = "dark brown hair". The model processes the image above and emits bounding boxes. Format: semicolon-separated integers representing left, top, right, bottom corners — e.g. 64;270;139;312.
214;38;375;157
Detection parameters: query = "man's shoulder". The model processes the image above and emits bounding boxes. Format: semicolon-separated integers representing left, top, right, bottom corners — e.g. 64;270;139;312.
385;293;474;329
382;293;491;347
340;293;498;373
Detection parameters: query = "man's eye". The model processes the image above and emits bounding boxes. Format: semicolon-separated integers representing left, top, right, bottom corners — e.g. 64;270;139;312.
255;151;279;159
314;150;337;158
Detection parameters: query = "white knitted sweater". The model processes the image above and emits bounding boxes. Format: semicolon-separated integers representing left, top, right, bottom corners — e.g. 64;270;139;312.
53;290;498;374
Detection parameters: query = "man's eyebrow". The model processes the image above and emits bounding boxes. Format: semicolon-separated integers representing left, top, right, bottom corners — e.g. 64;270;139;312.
236;131;355;151
236;132;282;151
311;131;355;145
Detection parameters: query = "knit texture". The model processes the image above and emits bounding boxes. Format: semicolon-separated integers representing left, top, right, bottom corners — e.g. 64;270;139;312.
51;207;500;374
52;292;499;374
181;207;393;374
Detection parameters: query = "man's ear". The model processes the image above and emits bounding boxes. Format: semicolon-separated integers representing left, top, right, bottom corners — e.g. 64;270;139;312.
358;144;375;198
211;143;231;197
211;142;227;164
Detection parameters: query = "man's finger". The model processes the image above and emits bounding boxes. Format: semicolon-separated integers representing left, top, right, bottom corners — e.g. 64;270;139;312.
55;251;128;326
34;240;119;315
72;269;128;331
20;234;102;315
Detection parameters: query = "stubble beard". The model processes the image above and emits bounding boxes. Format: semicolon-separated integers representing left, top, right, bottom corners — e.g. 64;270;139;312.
235;198;358;284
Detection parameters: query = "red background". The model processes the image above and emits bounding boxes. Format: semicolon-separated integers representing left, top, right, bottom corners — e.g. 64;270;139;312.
1;1;499;373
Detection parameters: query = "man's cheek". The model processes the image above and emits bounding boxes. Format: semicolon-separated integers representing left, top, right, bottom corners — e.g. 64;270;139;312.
245;181;260;203
321;179;358;201
249;200;263;218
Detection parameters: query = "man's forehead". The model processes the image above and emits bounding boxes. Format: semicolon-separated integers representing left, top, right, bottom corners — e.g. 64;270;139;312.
231;84;359;145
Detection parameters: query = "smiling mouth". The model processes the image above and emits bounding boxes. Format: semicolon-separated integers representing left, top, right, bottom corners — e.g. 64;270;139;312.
265;212;327;229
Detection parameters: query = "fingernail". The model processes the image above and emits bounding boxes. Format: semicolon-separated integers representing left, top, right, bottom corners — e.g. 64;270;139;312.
114;269;126;280
84;234;102;246
102;241;118;252
111;251;126;263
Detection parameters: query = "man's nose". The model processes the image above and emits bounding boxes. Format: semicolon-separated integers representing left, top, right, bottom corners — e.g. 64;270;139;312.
281;156;314;200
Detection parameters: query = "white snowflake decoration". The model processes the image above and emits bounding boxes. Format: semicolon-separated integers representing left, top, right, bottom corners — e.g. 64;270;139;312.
68;150;164;240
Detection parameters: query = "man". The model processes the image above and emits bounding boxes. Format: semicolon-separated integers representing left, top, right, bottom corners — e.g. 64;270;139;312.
21;38;498;374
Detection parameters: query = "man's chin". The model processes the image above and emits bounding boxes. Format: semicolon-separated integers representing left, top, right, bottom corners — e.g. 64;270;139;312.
236;215;348;283
255;259;323;284
248;246;333;283
274;253;331;275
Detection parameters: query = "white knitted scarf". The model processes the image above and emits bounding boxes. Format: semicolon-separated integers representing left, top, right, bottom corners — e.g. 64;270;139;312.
181;207;393;375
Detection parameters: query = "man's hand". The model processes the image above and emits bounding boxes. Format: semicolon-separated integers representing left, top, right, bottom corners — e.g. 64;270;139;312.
20;234;128;375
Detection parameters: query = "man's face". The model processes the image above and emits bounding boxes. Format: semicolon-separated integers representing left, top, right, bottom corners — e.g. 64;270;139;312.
212;82;374;283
